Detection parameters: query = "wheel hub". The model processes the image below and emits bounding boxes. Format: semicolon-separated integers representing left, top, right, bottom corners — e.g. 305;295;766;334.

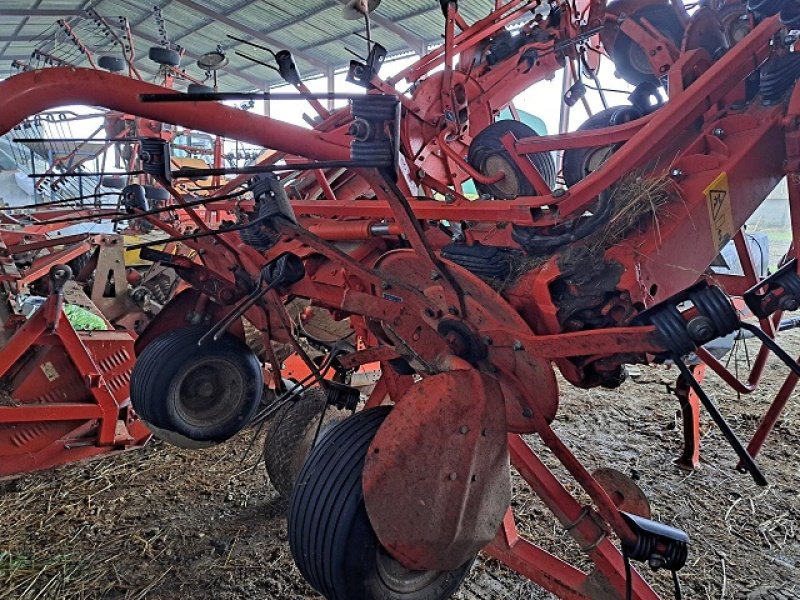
375;546;440;592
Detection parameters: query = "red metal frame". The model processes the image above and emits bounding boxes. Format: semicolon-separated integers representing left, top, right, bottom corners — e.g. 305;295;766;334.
1;1;798;598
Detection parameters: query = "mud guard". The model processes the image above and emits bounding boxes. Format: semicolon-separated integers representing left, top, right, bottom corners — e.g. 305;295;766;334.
362;367;511;571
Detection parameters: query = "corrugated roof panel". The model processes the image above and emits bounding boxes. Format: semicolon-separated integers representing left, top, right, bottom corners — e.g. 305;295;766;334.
0;0;513;89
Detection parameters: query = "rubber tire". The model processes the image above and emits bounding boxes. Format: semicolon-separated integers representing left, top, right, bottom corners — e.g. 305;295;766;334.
102;175;126;189
149;46;181;67
467;120;555;199
759;52;800;104
130;325;263;443
98;55;126;73
289;407;474;600
264;388;349;500
562;105;642;187
187;83;214;94
143;184;170;202
748;0;785;17
607;3;684;86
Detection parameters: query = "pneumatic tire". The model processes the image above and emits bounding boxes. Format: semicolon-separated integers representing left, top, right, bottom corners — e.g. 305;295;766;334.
130;325;263;444
467;120;555;199
288;406;474;600
264;387;349;500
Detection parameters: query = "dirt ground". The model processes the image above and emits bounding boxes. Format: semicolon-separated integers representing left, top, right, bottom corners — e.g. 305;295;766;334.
1;328;797;600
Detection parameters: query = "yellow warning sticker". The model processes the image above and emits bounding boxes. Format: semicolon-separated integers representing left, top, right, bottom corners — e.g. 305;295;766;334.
704;172;735;252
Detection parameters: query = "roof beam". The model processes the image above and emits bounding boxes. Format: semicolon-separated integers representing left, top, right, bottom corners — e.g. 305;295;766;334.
0;9;84;17
169;0;331;72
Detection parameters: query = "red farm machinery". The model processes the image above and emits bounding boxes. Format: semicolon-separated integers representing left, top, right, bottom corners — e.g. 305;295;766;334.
2;0;800;598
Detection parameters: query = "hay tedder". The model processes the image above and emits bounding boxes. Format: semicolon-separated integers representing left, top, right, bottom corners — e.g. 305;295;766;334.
2;0;800;597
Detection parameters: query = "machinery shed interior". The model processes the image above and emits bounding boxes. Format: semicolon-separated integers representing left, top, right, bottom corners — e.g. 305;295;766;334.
0;1;798;600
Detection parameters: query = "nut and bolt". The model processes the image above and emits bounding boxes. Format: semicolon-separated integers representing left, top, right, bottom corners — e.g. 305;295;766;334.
779;295;799;311
430;270;441;281
711;127;725;138
512;340;525;351
687;316;715;342
669;168;684;180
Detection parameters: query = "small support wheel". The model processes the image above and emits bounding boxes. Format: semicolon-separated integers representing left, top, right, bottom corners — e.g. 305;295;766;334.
187;83;214;94
101;175;126;189
148;46;181;67
142;184;171;202
467;120;555;199
605;3;683;86
130;325;263;446
97;55;126;72
264;387;349;500
562;105;642;187
288;407;474;600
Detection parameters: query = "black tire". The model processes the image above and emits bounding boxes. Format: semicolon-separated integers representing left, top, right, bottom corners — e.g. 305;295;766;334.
264;388;349;499
759;52;800;105
67;251;93;282
467;120;555;199
562;105;643;187
149;46;181;67
130;325;263;444
289;407;474;600
98;55;126;72
143;184;171;202
748;0;785;17
101;175;126;189
187;83;214;94
607;3;684;86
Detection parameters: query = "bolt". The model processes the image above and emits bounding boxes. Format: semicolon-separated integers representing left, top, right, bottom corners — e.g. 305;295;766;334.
712;127;725;138
443;193;455;204
669;168;684;180
459;426;469;434
448;472;458;481
416;168;426;179
686;316;715;342
448;306;458;315
512;340;524;351
381;281;391;290
552;187;566;198
522;407;533;418
482;336;493;345
430;270;441;281
424;308;435;318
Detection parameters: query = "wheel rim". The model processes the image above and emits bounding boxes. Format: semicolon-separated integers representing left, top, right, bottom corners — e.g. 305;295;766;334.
484;154;520;197
628;42;653;77
172;357;246;428
375;545;441;592
583;145;616;178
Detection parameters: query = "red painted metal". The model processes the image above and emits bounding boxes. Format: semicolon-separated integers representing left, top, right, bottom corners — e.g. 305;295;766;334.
3;1;800;598
363;368;510;571
0;296;149;477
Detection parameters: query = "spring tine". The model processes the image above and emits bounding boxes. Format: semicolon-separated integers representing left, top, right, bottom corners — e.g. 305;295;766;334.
672;354;767;486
